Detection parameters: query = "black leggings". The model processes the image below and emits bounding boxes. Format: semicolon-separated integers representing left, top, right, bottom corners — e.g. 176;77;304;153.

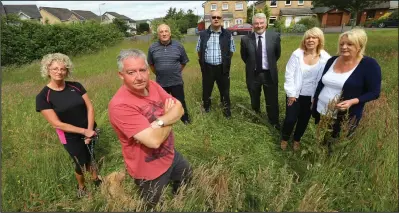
281;95;312;142
64;139;94;175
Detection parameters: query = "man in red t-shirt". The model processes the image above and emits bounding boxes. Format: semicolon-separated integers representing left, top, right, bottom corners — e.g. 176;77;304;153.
108;49;192;208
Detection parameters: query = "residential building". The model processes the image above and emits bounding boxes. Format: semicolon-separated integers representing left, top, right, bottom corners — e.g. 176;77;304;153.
3;4;42;22
39;7;80;24
255;0;313;27
312;7;350;27
71;10;100;22
357;1;398;25
102;12;137;34
202;1;247;29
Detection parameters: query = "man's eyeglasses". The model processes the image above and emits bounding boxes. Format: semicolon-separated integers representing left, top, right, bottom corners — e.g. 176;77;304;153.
212;16;222;20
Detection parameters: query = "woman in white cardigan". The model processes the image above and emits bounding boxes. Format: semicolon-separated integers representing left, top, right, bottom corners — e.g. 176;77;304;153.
281;27;331;151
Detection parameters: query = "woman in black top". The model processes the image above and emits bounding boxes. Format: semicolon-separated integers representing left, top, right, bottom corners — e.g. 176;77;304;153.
36;53;101;198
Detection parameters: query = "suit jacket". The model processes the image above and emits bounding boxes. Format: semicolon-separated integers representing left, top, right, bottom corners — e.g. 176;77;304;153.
240;30;281;87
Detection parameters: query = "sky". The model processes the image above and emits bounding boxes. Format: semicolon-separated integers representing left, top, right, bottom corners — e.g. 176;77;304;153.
1;1;244;20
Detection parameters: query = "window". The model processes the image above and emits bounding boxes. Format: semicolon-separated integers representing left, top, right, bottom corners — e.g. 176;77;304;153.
298;0;304;5
235;2;243;10
211;4;217;11
285;0;291;5
366;10;376;19
222;3;228;10
268;16;277;25
270;0;277;7
235;18;243;24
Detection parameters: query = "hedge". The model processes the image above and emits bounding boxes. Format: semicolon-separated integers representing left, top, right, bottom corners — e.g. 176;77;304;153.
1;16;124;66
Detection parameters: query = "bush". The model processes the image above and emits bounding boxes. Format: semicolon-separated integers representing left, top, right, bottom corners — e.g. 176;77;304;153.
151;18;183;42
272;17;286;33
1;15;124;66
297;17;320;29
290;24;307;33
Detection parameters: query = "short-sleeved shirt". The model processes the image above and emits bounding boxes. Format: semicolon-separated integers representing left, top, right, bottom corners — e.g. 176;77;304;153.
148;40;189;87
108;80;176;180
36;81;93;148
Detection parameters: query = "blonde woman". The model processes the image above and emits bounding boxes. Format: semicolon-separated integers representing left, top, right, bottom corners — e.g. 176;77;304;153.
311;28;381;151
281;27;331;151
35;53;101;198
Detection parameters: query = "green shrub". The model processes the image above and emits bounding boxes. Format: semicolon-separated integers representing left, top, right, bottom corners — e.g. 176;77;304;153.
290;24;307;33
1;15;123;66
273;17;286;33
297;17;320;29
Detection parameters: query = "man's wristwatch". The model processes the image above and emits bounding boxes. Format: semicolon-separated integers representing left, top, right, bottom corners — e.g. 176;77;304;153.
156;119;164;127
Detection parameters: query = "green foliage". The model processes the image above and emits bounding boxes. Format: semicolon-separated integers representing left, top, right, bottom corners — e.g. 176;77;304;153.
162;7;199;34
112;18;130;36
247;4;254;23
137;22;150;34
290;24;307;33
263;4;271;22
0;15;123;66
297;17;320;29
389;10;398;19
272;17;286;33
151;18;183;42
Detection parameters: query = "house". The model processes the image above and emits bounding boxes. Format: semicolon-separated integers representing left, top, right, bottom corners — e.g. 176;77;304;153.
39;7;80;24
202;1;247;29
357;1;398;25
102;12;137;34
312;7;351;27
255;0;314;27
71;10;100;22
3;4;42;22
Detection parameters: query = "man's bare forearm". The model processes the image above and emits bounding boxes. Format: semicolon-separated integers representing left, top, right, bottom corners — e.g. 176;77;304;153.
158;101;184;126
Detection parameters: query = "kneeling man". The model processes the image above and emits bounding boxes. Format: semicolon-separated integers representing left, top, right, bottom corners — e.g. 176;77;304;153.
108;49;192;208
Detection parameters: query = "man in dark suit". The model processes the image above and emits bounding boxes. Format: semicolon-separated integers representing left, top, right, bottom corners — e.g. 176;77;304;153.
240;13;281;130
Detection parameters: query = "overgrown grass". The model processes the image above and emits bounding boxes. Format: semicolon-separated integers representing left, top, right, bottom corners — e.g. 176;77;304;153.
2;29;398;211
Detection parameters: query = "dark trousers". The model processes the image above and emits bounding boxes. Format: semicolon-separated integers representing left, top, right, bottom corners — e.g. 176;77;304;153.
202;63;231;113
281;95;312;142
162;84;190;123
134;151;192;209
248;71;279;125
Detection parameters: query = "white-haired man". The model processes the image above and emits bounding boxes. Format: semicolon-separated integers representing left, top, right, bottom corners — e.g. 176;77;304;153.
240;13;281;130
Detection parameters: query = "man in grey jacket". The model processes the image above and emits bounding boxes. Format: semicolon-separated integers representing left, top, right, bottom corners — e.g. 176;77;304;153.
240;13;281;130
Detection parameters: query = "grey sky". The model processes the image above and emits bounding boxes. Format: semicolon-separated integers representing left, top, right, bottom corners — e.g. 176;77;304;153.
1;1;214;20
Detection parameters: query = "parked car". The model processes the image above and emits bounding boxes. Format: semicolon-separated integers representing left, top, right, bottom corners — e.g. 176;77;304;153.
227;23;253;36
372;18;399;28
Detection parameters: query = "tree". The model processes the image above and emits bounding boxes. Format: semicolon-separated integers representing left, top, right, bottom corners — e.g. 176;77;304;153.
112;18;130;36
137;22;149;34
263;4;271;22
247;4;254;23
312;0;387;27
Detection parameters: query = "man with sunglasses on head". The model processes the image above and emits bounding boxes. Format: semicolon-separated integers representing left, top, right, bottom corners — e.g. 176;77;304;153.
196;10;235;118
240;13;281;130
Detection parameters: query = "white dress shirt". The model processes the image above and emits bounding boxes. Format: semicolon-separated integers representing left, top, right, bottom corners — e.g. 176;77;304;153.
255;31;269;70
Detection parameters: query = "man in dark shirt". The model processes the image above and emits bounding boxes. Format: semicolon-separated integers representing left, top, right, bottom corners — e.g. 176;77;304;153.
148;24;191;124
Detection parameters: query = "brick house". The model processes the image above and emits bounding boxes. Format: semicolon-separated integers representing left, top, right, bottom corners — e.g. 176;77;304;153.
202;1;247;29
